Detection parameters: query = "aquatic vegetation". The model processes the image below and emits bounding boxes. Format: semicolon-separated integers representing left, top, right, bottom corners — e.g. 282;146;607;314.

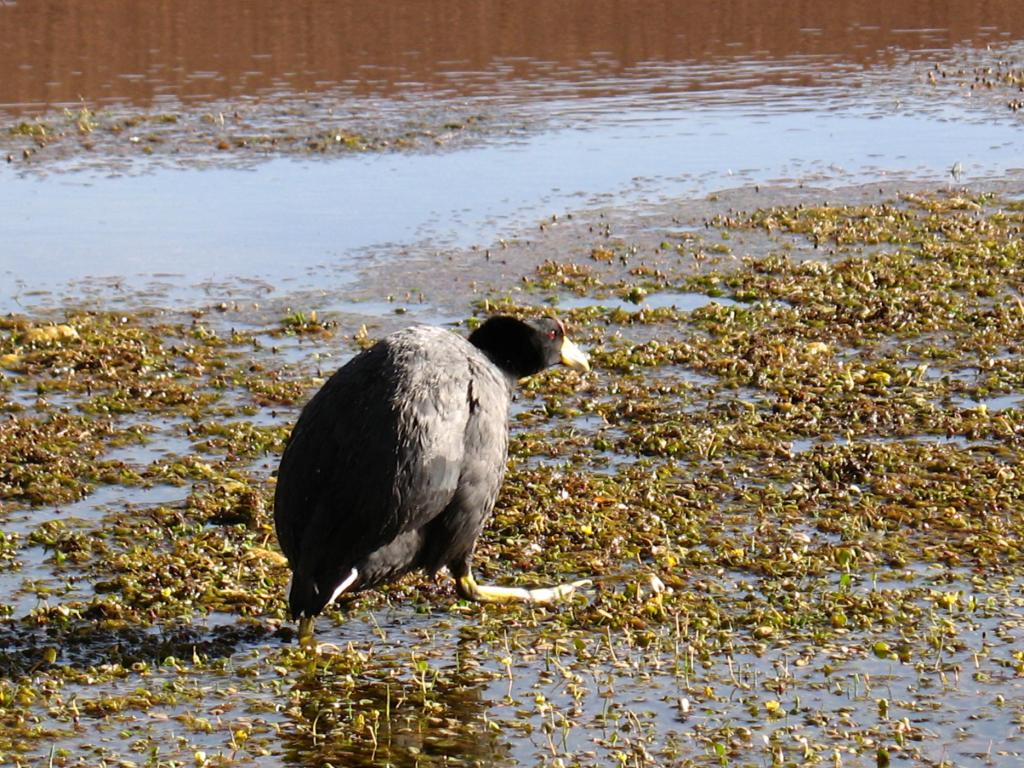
277;309;336;336
3;189;1024;765
927;59;1024;113
0;98;513;172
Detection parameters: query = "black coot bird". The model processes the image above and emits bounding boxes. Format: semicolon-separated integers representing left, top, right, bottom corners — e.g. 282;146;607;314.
274;315;590;643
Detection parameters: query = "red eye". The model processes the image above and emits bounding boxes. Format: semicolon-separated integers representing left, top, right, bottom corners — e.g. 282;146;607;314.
548;330;557;340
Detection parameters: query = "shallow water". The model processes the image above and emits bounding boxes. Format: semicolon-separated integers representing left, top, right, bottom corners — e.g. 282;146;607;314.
6;0;1024;115
952;393;1021;412
555;291;743;312
5;98;1019;314
2;3;1024;312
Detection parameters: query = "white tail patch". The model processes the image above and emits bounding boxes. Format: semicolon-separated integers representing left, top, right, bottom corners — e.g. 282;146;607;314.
285;573;293;600
325;568;359;608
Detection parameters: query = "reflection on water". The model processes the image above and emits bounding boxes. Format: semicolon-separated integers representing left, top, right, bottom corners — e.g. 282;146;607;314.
282;631;513;767
3;0;1024;115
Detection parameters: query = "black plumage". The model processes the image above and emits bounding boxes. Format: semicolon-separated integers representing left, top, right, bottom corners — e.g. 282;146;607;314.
273;315;590;640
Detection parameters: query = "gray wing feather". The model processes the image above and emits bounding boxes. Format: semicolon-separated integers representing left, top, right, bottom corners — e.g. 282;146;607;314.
420;354;510;572
274;327;492;590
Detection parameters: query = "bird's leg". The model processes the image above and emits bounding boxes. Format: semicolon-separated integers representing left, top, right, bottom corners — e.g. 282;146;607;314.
298;616;316;649
453;565;589;605
297;616;341;654
293;568;358;652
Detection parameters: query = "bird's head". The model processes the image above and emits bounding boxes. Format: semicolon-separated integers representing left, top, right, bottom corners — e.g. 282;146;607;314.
469;315;590;379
